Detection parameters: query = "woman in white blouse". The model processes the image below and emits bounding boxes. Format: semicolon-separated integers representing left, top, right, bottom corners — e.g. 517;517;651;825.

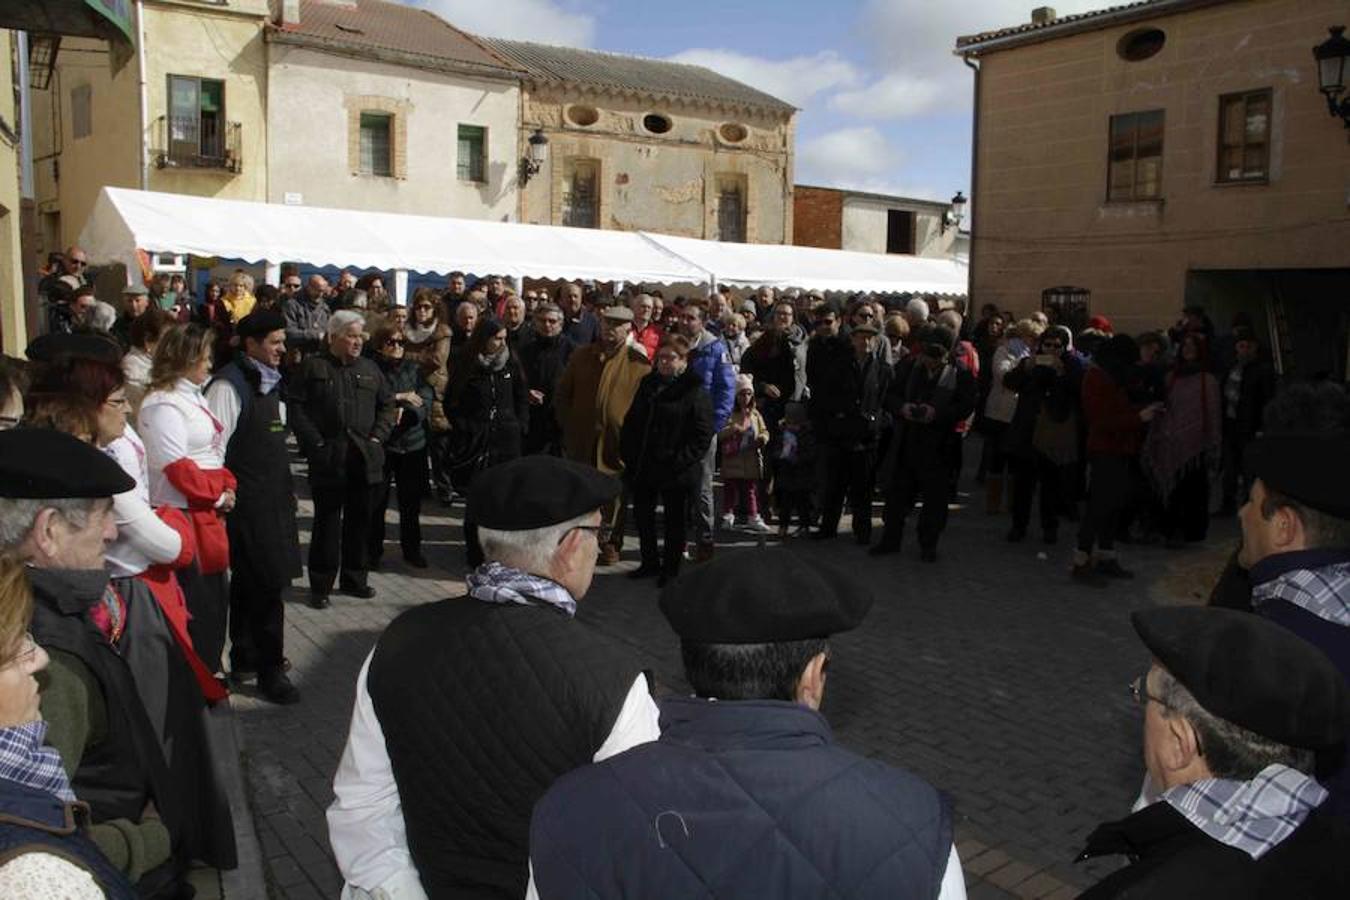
138;324;237;675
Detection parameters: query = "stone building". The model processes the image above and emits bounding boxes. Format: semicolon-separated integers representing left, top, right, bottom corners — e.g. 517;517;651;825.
794;185;959;259
267;0;521;219
956;0;1350;378
483;39;796;243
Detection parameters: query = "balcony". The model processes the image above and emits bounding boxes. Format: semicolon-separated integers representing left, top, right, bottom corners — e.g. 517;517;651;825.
152;116;242;174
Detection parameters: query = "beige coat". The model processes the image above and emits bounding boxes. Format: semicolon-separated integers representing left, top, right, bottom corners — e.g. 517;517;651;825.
556;341;651;474
406;322;452;432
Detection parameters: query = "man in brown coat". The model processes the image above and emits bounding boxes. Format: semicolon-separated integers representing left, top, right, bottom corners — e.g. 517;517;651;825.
555;306;652;564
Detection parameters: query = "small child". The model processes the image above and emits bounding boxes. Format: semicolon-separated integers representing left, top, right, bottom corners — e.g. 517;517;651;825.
719;374;771;533
773;401;817;537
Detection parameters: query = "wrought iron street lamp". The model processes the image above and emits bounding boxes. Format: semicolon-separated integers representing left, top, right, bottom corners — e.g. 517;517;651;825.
942;191;967;233
520;128;550;184
1313;25;1350;129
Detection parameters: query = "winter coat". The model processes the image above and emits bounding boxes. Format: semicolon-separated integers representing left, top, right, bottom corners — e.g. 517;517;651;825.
404;321;452;433
620;370;715;492
984;340;1029;424
1002;353;1084;460
374;355;435;454
880;356;977;474
1080;365;1145;457
287;352;397;487
518;333;575;454
556;342;651;475
1224;357;1277;441
687;330;737;431
719;407;769;480
811;350;893;449
741;326;808;408
444;350;528;473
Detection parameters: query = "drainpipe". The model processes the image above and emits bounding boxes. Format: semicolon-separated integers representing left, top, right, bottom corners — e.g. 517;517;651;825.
962;54;980;300
135;0;150;190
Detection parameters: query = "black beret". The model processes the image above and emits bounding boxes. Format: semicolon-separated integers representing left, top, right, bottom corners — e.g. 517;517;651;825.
917;324;955;351
1244;431;1350;519
0;428;135;498
659;549;872;643
467;456;619;530
1132;606;1350;749
235;309;287;340
25;332;123;365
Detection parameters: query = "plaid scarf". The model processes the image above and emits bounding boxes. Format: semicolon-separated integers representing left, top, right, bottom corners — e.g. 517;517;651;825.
0;722;76;803
1252;562;1350;627
466;562;577;617
1163;763;1327;860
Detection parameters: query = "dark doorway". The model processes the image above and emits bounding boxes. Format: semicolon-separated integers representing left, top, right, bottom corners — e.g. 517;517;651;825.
886;210;915;254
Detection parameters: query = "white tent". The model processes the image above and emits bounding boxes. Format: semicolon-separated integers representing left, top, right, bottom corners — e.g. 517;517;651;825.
639;232;968;296
80;187;968;297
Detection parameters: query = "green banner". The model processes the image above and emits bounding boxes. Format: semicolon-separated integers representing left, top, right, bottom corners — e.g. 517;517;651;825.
85;0;134;44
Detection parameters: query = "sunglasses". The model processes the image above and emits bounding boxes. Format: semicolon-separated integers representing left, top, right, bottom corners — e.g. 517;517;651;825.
384;338;405;347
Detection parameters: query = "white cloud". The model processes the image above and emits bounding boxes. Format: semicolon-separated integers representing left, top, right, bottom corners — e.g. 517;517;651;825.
830;72;944;119
410;0;596;47
666;48;861;109
798;127;896;185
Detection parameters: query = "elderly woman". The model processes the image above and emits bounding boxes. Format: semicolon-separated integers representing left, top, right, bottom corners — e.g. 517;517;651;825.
0;556;139;898
368;317;434;568
405;288;454;501
138;324;237;674
982;317;1045;514
221;271;256;324
287;310;397;605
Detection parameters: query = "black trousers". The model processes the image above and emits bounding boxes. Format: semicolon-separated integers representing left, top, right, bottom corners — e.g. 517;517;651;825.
1164;465;1211;542
370;447;428;561
879;461;950;551
633;484;691;577
817;444;876;541
1009;454;1064;535
177;561;229;675
427;430;452;498
1220;424;1249;510
1077;453;1130;554
309;450;377;592
227;563;285;674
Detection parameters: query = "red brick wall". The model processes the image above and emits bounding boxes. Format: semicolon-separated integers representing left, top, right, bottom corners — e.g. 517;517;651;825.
792;186;842;249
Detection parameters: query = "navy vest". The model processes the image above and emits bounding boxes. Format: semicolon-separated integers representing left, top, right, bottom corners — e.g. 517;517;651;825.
532;696;953;899
368;597;644;899
0;779;136;899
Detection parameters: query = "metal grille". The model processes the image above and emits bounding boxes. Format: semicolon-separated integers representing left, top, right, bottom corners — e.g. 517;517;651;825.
563;160;598;228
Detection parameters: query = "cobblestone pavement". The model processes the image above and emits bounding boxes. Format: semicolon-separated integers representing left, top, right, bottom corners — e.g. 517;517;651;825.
235;461;1236;899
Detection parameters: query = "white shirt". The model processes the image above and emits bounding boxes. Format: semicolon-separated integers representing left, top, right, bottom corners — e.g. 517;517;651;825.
103;426;183;578
204;360;287;447
328;653;661;900
138;378;227;508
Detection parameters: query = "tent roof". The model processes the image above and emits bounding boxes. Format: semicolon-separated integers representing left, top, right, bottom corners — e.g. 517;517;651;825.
80;188;968;297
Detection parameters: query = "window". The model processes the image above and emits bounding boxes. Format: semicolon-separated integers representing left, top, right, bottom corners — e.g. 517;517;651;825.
168;75;225;162
360;112;393;177
1117;28;1166;62
1107;109;1164;201
71;84;92;139
457;125;486;182
562;159;599;228
566;105;599;127
642;113;672;135
717;176;747;243
886;210;915;254
1217;89;1271;183
718;123;748;144
1042;286;1091;333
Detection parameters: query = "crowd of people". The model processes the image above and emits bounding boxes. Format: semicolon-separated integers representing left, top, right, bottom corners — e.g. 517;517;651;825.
0;244;1345;897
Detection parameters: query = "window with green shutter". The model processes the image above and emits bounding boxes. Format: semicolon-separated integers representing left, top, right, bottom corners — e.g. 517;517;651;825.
457;124;486;183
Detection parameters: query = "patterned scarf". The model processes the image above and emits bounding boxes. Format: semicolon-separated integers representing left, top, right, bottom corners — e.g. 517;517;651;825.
0;722;76;803
1251;562;1350;627
1162;763;1327;859
466;562;577;617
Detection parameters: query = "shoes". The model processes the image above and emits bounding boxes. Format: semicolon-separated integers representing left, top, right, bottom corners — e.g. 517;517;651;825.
307;590;331;610
1071;563;1109;587
1095;559;1135;579
258;670;300;705
919;548;938;563
720;512;737;531
868;541;901;557
628;564;660;580
745;515;773;534
404;552;429;569
1006;527;1026;543
597;543;621;566
340;583;377;599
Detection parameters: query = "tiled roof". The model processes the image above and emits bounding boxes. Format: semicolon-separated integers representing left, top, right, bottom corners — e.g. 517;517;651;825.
271;0;519;75
955;0;1232;54
482;39;796;115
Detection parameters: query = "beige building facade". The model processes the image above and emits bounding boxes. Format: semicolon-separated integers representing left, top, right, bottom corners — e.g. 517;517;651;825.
958;0;1350;378
487;40;796;243
794;185;956;258
0;31;25;353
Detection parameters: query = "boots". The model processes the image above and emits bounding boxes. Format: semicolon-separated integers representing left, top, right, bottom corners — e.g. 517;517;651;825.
985;476;1004;515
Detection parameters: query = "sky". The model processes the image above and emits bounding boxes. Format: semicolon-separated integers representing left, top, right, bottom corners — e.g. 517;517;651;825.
406;0;1105;205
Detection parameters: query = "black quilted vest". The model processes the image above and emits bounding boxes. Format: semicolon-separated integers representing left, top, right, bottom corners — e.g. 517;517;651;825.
367;596;643;899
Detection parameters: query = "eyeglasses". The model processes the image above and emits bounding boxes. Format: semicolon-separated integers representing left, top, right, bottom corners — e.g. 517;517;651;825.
1128;673;1205;755
560;524;603;546
3;633;38;670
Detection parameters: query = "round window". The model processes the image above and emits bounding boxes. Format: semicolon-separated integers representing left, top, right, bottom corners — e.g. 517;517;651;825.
566;105;599;127
1117;28;1165;62
642;113;673;135
718;123;748;143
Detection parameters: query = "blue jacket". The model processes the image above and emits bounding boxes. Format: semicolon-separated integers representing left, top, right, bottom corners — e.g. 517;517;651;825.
688;330;736;430
531;695;952;899
0;779;136;898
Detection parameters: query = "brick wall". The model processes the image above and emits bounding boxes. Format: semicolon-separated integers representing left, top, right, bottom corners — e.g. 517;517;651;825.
793;186;842;249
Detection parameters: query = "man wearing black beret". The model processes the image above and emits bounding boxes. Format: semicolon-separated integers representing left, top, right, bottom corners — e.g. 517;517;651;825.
1077;606;1350;897
530;549;964;900
204;309;302;704
328;456;659;900
1234;430;1350;820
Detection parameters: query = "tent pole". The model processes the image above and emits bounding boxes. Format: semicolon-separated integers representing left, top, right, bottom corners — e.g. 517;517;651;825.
395;269;409;306
264;262;281;287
